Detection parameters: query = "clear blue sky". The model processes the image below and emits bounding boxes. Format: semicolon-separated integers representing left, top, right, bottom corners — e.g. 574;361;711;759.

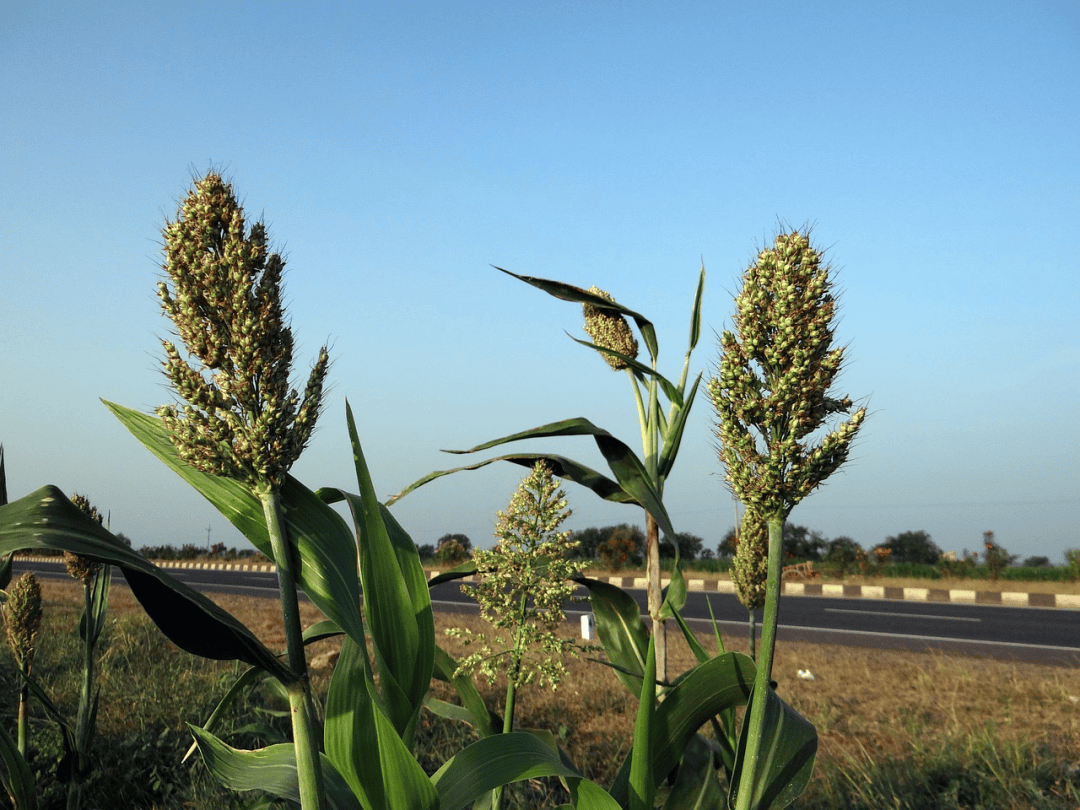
2;1;1077;562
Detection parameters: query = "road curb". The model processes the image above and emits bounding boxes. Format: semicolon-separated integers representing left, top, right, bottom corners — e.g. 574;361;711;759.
16;557;1077;609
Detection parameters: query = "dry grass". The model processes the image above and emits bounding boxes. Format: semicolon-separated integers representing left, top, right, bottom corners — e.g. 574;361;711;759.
36;578;1080;806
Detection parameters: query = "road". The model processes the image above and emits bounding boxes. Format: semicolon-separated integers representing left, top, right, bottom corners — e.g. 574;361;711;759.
16;559;1080;666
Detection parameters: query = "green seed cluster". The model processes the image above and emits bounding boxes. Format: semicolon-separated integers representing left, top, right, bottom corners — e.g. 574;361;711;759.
732;508;769;610
156;172;329;492
65;493;103;581
582;286;639;370
4;573;42;672
448;461;586;690
709;230;866;520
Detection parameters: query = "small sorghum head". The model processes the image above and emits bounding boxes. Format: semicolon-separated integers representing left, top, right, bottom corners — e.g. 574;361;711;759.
4;573;43;671
66;493;104;581
583;286;638;371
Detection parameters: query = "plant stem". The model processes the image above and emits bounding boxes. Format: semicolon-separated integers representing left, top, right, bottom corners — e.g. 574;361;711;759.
645;512;666;686
261;490;325;810
68;579;96;810
17;678;28;758
734;516;784;810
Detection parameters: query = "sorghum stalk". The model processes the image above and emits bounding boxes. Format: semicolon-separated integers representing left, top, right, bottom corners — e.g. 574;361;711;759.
587;288;669;682
710;229;865;810
156;172;329;810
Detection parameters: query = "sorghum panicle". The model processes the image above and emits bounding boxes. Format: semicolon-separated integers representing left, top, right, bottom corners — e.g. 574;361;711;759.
583;286;639;370
4;573;42;672
709;229;866;519
156;172;329;491
65;493;104;581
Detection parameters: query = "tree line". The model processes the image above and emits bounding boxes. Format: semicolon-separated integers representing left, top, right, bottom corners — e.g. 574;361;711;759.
418;526;1061;572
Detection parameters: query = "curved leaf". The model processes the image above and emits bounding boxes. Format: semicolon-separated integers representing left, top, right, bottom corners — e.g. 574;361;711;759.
573;576;649;695
425;417;676;540
431;732;583;810
424;560;477;587
104;400;365;647
431;644;501;738
567;335;682;405
188;728;362;810
0;721;36;810
728;687;817;810
387;451;632;508
0;487;291;682
495;267;660;362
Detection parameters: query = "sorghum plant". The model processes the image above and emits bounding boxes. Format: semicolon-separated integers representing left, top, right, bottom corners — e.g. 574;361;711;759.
4;573;42;757
710;227;865;809
449;461;584;723
449;461;586;810
156;171;329;809
391;266;706;682
65;494;112;810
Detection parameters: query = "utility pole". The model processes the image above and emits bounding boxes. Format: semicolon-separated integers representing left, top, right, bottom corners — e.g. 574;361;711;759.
206;524;211;553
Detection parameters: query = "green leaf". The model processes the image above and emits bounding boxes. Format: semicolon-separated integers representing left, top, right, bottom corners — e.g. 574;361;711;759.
104;400;366;648
661;734;725;810
495;267;660;362
573;576;649;695
0;721;36;810
80;565;112;647
728;687;817;810
417;416;677;540
627;634;657;810
431;732;583;810
0;487;291;682
423;560;477;587
324;637;439;810
188;727;362;810
687;264;706;354
609;652;757;807
564;778;622;810
387;451;632;508
318;402;434;741
657;373;702;484
567;335;682;405
183;665;272;763
658;566;688;622
431;644;501;738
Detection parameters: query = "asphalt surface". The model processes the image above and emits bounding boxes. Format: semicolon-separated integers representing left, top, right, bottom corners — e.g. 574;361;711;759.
17;559;1080;666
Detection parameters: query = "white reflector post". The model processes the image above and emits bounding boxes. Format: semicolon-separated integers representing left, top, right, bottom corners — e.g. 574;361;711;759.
580;613;595;640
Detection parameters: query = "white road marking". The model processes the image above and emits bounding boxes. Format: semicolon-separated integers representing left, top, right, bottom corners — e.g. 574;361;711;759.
824;607;981;622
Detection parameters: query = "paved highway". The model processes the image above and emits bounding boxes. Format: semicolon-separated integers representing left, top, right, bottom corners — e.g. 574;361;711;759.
16;559;1080;666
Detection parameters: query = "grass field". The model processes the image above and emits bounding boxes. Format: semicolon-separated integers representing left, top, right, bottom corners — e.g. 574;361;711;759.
8;578;1080;809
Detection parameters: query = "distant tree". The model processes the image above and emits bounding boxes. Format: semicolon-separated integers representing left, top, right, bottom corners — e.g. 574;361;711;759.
883;530;942;565
568;526;608;560
1022;555;1050;568
783;524;826;561
435;537;470;566
982;531;1017;580
661;531;704;561
598;524;644;570
113;532;133;548
436;533;472;554
824;536;862;577
415;543;436;562
698;547;715;561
